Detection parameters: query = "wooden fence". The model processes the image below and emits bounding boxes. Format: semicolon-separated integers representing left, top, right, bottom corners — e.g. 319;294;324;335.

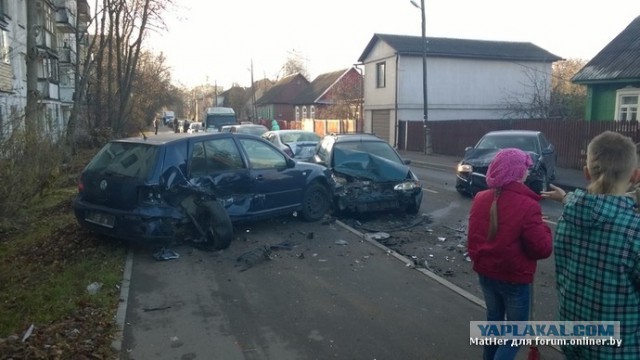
399;119;640;170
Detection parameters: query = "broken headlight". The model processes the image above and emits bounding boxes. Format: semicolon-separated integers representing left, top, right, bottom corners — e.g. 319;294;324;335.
457;163;473;173
394;180;421;191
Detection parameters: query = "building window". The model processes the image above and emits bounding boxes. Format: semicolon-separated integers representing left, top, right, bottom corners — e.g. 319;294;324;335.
376;62;386;88
302;106;307;119
310;105;315;119
615;88;639;122
40;57;59;81
295;106;300;121
0;30;7;63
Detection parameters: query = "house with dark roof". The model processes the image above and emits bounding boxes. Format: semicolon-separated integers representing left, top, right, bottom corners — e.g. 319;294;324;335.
572;15;640;122
357;33;562;150
292;67;363;122
256;73;309;121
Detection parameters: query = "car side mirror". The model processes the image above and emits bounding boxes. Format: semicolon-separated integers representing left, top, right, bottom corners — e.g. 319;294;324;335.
403;159;412;165
542;145;554;155
159;166;187;190
286;157;296;168
464;146;473;152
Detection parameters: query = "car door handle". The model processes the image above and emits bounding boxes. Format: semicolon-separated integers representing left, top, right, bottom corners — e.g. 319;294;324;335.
255;175;264;181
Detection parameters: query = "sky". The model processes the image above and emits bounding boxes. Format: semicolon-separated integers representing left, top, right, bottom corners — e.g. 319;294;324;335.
145;0;640;90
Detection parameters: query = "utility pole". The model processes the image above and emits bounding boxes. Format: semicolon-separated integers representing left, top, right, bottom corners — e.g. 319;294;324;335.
251;59;257;122
411;0;432;154
25;0;40;139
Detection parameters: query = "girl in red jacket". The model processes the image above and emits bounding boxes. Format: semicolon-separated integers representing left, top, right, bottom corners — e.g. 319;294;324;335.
467;148;552;360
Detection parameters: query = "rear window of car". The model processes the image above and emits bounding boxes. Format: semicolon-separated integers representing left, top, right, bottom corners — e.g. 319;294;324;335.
237;126;268;136
334;141;402;164
280;131;320;143
85;142;160;179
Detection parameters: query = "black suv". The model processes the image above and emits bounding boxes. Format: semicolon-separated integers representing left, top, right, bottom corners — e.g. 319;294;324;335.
73;132;332;249
311;133;423;214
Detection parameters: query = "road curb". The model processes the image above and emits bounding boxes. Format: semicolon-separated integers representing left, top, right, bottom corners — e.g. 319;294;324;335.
335;219;564;355
111;246;133;355
335;219;486;308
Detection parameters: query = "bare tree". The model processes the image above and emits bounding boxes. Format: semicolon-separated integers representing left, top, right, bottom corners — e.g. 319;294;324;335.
128;51;182;127
279;51;309;79
322;71;363;120
551;59;587;120
501;68;553;119
501;60;587;120
86;0;173;138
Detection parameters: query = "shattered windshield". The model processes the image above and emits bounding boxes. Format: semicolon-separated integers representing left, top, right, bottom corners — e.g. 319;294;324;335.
332;142;408;181
85;142;159;179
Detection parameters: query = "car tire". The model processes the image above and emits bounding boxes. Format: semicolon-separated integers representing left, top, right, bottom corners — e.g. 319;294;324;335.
406;196;421;214
301;182;330;222
197;201;233;250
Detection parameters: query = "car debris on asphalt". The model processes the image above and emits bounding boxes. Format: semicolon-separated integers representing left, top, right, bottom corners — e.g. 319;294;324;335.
235;240;296;272
153;247;180;261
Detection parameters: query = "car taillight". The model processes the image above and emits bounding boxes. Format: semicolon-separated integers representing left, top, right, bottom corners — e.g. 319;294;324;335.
77;178;85;192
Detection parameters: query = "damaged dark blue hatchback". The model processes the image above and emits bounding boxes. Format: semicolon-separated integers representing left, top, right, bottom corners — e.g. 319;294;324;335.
73;132;333;250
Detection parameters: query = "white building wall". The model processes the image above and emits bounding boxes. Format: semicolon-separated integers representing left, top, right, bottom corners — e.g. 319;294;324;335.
396;56;552;122
362;41;398;137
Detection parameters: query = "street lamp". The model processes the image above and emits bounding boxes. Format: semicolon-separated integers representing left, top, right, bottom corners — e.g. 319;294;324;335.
410;0;432;154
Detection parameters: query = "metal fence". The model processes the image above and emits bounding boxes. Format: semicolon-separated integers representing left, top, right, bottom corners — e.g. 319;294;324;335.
400;119;640;170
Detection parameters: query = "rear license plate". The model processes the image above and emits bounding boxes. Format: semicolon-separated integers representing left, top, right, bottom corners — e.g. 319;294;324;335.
85;212;115;228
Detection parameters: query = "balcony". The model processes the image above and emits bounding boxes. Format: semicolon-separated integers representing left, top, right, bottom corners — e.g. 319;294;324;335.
56;7;76;33
36;29;58;52
57;47;76;65
37;80;60;101
77;0;90;22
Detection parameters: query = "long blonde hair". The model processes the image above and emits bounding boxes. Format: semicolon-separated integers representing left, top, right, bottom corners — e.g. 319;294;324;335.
586;131;637;195
487;188;501;240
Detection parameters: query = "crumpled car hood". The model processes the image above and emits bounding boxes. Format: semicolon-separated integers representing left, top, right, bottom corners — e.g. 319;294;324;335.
333;148;409;181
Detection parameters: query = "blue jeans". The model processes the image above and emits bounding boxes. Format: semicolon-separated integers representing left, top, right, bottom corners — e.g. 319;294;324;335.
478;275;530;360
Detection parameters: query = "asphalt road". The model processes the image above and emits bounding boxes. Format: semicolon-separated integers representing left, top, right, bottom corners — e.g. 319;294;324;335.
121;218;487;359
118;163;565;360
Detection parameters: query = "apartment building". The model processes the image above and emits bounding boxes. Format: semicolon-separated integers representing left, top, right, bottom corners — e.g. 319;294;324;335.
0;0;89;140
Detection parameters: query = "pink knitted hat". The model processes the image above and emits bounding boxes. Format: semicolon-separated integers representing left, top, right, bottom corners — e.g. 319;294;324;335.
486;148;533;188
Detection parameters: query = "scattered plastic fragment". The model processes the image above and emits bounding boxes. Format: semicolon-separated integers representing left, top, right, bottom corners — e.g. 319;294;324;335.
143;306;172;312
21;324;34;342
335;239;349;245
438;237;446;242
364;232;390;241
153;247;180;261
86;282;103;295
